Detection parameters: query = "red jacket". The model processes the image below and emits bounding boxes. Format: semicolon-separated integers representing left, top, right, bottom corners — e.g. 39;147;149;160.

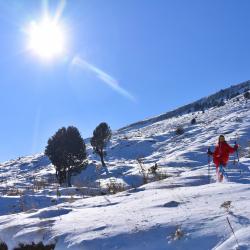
213;141;236;166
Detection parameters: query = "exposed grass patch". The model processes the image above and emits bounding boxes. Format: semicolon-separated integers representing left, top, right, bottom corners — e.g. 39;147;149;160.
106;179;126;194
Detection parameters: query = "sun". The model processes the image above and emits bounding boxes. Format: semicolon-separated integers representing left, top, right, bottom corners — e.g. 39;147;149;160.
27;17;66;60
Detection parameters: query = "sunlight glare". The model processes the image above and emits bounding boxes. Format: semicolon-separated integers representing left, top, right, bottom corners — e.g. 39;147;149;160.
28;17;65;60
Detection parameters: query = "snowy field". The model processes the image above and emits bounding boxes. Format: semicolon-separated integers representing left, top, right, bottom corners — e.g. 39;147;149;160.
0;84;250;249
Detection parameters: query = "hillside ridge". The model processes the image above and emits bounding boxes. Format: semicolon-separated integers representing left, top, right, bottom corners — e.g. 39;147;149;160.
119;80;250;132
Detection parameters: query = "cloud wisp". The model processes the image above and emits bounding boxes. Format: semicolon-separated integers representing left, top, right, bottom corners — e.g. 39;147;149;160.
72;56;136;102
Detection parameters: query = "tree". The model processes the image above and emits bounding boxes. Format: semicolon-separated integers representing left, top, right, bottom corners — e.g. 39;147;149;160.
244;91;250;100
45;126;87;186
193;103;201;111
91;122;112;169
217;99;225;107
191;118;196;125
175;126;184;135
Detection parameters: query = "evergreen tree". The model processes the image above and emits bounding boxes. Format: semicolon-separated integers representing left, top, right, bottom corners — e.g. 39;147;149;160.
45;126;87;186
191;118;196;125
91;122;112;168
244;91;250;100
175;126;184;135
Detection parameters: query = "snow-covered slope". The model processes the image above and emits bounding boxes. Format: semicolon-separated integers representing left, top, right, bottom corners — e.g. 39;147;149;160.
0;82;250;249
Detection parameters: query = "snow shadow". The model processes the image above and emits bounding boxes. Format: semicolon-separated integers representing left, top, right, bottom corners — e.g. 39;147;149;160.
163;201;181;208
127;187;146;193
107;165;135;177
109;139;156;160
30;208;72;219
228;211;250;225
224;162;250;184
92;202;119;208
62;224;221;250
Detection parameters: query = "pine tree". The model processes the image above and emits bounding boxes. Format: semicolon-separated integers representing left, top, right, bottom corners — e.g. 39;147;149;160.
191;118;196;125
91;122;111;168
244;91;250;100
45;126;87;186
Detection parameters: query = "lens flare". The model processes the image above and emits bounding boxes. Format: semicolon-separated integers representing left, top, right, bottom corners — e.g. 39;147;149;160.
27;17;65;60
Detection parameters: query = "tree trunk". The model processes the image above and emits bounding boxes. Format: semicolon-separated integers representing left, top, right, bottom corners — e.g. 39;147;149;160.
57;170;63;185
58;168;67;185
67;169;72;187
63;168;67;183
100;151;109;174
55;168;59;182
100;152;105;167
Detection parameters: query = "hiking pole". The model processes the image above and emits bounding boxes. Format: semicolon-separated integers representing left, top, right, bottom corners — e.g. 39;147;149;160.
234;141;240;163
207;147;211;183
234;133;240;163
234;141;241;175
234;133;241;175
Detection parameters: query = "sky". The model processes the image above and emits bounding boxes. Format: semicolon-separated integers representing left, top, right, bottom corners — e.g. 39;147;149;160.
0;0;250;162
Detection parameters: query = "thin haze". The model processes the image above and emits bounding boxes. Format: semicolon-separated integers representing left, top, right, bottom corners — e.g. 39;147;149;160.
72;56;136;102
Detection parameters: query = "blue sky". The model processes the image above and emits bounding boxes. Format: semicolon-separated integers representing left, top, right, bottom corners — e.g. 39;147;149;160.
1;0;250;162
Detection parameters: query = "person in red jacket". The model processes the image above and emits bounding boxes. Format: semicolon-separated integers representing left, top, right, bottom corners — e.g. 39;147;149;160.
208;135;238;181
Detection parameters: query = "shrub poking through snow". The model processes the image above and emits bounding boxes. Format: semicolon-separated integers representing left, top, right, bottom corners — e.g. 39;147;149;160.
14;242;55;250
148;163;158;175
175;126;184;135
244;91;250;100
191;118;196;125
137;158;149;184
235;117;243;123
220;201;232;213
217;99;225;107
19;194;27;212
32;178;50;191
0;242;8;250
154;170;171;181
91;122;112;168
106;178;126;194
45;126;87;186
173;226;184;240
148;163;170;181
6;187;23;196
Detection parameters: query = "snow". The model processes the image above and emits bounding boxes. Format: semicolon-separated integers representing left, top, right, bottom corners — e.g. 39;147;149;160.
0;83;250;249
